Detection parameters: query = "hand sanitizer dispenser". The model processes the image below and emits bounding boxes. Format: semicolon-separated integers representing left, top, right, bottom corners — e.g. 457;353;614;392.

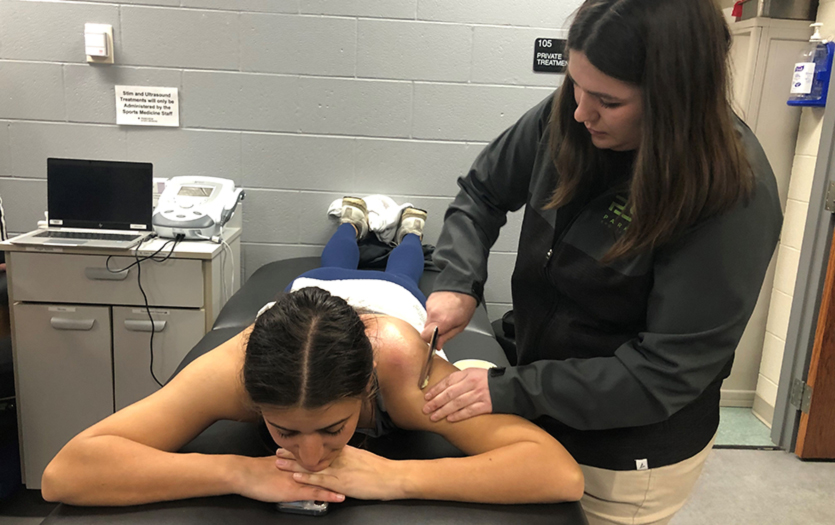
788;23;835;107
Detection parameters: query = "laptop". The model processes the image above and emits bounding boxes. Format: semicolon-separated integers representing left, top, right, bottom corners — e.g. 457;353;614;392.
11;158;155;250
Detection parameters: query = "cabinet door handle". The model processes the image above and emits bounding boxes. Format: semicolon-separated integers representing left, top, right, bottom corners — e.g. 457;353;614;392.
50;317;95;331
85;267;129;281
124;319;167;333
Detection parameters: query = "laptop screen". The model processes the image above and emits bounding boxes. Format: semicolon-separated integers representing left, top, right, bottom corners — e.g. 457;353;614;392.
47;158;153;230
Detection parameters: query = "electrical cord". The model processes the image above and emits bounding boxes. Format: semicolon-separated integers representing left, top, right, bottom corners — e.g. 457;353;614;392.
105;235;180;273
193;232;234;304
106;234;185;388
220;238;235;301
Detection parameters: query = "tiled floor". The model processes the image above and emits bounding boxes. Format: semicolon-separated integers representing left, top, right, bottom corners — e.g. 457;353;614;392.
715;407;775;448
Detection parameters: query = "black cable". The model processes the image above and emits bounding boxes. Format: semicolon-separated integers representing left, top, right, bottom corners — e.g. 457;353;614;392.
105;235;180;273
133;240;163;387
106;234;185;388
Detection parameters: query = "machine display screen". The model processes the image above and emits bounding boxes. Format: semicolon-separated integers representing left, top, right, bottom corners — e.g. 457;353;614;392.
178;186;213;197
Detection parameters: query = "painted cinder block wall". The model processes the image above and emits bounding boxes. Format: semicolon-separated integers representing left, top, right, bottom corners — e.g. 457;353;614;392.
0;0;581;320
3;0;820;427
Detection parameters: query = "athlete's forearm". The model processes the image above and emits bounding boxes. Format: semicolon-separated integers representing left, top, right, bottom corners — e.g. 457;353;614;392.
42;434;241;506
395;439;583;504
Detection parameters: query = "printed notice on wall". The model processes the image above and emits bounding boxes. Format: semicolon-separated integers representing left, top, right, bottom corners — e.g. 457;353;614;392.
115;85;179;127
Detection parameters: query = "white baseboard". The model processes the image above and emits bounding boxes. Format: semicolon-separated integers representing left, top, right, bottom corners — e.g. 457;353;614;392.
720;389;756;407
752;395;775;428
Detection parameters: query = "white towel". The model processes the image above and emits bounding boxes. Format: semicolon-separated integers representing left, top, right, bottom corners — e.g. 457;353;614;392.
257;279;448;360
292;277;426;333
327;195;413;244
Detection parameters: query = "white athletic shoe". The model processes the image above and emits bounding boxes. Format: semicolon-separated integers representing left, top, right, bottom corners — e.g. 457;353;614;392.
339;196;369;240
395;207;427;244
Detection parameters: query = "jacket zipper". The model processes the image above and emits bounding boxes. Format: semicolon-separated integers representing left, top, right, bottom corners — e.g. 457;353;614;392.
541;185;623;269
529;188;624;357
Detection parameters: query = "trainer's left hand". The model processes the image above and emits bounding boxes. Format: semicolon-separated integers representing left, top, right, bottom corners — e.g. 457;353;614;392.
422;368;492;422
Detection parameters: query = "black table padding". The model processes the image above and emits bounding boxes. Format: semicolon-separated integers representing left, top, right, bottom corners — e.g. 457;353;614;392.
44;497;581;525
42;257;587;525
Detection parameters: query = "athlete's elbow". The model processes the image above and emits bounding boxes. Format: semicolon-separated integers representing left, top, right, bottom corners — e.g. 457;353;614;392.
538;463;583;503
41;441;95;505
41;457;70;503
523;439;585;502
542;449;584;502
561;464;585;502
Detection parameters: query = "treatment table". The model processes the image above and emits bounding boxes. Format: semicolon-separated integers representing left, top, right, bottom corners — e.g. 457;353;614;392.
41;257;588;525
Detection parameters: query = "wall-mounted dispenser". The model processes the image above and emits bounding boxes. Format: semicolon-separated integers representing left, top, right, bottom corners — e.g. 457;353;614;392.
788;23;834;107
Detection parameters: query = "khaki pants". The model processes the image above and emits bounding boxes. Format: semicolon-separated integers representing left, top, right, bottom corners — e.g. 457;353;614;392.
580;435;716;525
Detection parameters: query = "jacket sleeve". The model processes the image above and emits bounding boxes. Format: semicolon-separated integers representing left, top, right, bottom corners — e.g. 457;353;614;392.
432;94;555;301
489;172;783;430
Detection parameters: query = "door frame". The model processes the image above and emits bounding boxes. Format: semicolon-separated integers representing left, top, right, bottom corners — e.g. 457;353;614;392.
772;81;835;451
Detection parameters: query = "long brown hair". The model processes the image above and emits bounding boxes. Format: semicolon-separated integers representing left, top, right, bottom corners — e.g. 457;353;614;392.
549;0;753;261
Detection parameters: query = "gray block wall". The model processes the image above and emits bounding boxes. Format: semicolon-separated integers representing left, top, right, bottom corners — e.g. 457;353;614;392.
0;0;578;321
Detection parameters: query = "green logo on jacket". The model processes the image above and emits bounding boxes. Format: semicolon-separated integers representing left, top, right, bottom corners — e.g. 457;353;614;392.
602;195;631;232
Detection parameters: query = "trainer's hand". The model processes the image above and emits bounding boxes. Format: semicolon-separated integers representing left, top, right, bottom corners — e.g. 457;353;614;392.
421;291;478;348
422;368;491;422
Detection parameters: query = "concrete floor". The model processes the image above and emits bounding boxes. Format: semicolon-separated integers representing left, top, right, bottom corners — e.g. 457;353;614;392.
673;449;835;525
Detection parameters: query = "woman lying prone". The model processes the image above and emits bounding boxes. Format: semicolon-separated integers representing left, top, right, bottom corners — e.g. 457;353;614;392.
41;199;583;506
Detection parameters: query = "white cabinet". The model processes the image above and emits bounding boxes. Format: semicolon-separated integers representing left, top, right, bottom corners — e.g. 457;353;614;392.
4;228;241;488
730;17;811;196
112;306;205;411
13;303;113;486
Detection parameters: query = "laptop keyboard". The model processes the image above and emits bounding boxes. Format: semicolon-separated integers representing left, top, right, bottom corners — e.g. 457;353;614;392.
34;231;141;241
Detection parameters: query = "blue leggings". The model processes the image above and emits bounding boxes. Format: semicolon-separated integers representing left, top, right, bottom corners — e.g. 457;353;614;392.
292;223;426;305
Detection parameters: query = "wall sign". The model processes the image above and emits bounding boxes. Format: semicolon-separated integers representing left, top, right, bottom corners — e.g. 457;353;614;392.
116;85;180;127
533;38;567;73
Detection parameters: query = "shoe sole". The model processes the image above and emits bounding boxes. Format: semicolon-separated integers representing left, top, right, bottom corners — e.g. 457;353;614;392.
342;197;368;215
401;207;427;221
